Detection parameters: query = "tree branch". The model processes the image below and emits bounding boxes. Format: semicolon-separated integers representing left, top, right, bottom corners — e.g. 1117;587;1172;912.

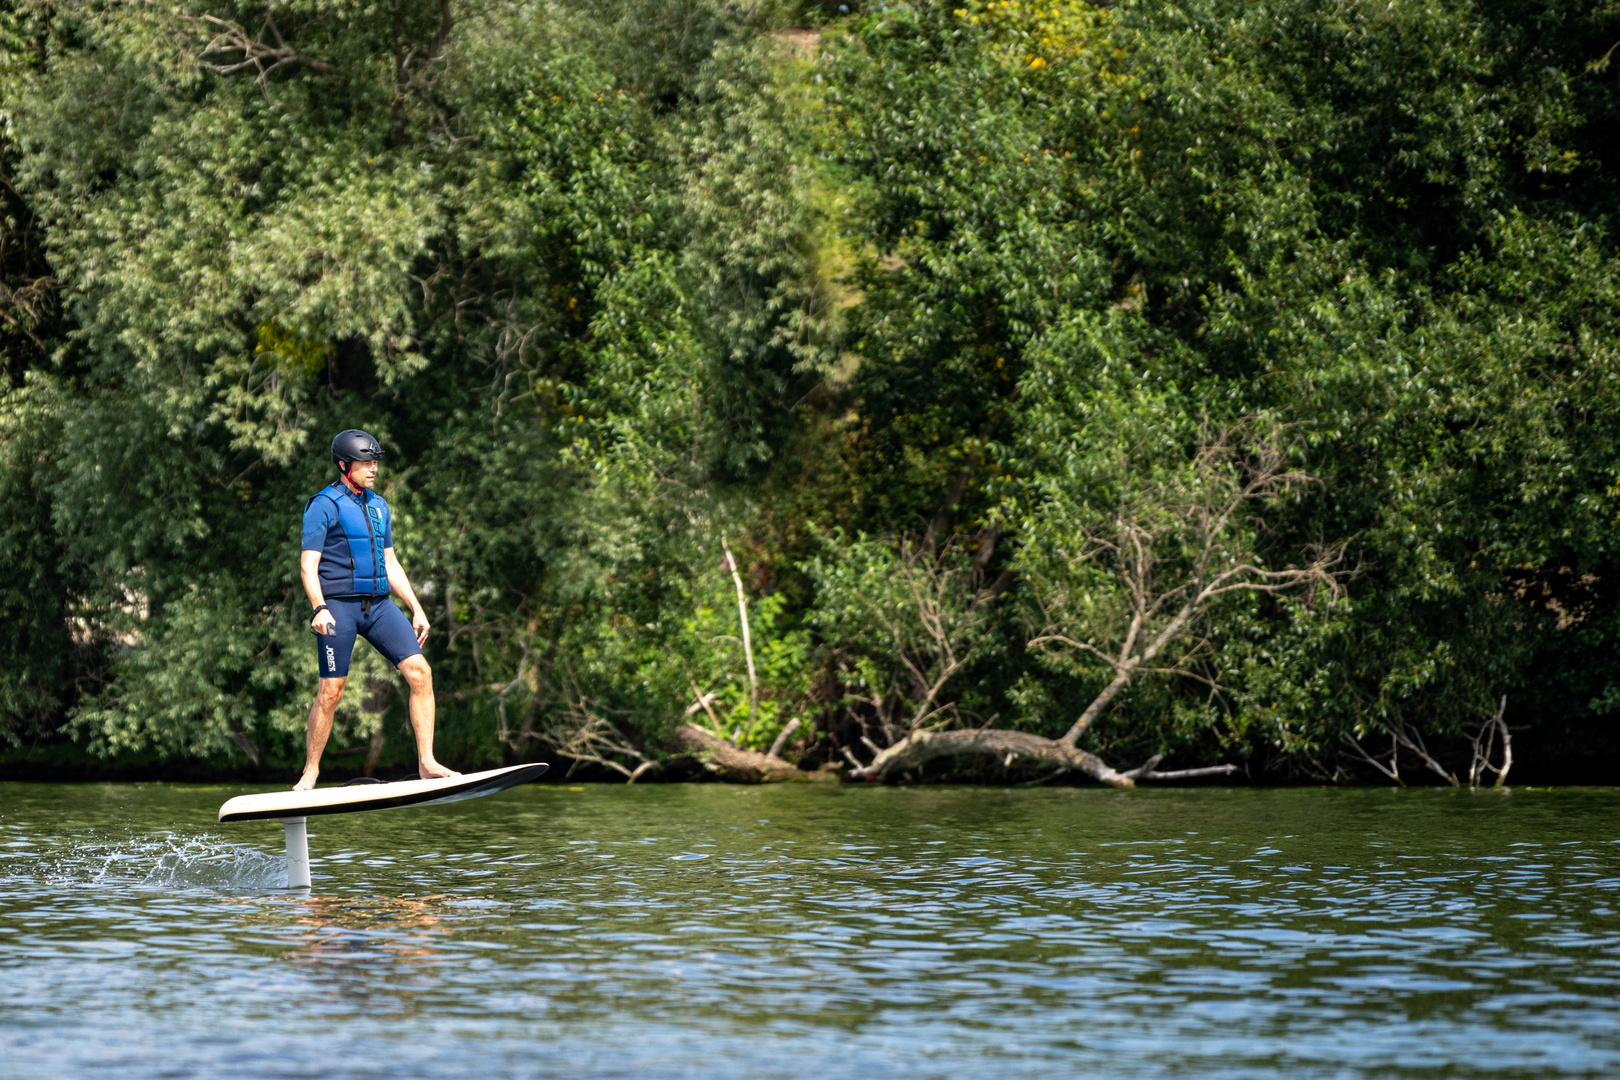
1343;731;1403;785
767;717;802;760
186;12;337;84
721;537;760;744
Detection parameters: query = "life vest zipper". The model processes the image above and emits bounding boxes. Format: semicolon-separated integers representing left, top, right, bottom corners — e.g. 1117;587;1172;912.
360;492;383;596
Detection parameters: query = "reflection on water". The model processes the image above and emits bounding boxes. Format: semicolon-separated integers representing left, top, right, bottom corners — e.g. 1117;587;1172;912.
280;895;452;967
1;783;1618;1079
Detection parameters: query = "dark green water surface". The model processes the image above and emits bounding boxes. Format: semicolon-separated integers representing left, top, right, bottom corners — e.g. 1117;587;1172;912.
2;782;1618;1078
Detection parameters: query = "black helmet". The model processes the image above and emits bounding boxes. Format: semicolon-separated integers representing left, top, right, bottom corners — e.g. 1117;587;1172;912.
330;429;385;466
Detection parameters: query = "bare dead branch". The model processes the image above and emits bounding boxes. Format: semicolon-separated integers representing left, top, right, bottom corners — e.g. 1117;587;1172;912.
1343;731;1403;785
686;680;724;736
1122;753;1165;778
720;537;760;742
538;688;658;784
1389;715;1458;786
1468;695;1512;788
1034;422;1351;748
834;424;1328;787
1117;752;1240;782
854;534;1003;734
767;717;802;760
1133;763;1241;780
1486;697;1506;778
184;12;337;85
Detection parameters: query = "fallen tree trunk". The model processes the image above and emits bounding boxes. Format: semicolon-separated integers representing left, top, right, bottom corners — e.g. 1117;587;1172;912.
848;728;1137;787
674;723;832;783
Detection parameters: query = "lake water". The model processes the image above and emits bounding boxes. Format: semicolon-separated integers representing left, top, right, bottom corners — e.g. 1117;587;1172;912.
1;782;1617;1078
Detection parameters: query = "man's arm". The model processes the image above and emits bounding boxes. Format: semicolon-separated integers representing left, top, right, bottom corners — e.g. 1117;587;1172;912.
384;547;430;645
301;550;336;635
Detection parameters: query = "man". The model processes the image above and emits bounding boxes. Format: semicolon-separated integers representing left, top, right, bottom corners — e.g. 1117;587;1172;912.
295;428;458;791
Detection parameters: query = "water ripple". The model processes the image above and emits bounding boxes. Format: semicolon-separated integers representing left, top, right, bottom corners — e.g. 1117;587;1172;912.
1;785;1618;1079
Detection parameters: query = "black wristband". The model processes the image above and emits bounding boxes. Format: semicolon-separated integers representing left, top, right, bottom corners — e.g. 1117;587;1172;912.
312;604;329;616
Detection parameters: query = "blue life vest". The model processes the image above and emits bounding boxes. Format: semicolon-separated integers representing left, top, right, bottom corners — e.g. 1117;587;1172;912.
301;482;394;599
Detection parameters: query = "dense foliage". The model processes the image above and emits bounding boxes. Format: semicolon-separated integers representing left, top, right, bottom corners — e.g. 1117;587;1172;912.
0;0;1616;782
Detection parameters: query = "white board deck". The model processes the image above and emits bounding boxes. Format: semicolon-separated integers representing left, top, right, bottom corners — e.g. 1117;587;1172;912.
218;763;549;823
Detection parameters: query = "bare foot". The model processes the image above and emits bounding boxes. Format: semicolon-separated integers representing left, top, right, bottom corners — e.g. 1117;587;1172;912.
419;760;460;781
293;767;319;792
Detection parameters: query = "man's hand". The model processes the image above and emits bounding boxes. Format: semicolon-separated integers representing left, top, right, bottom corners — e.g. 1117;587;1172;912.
311;608;336;636
411;607;430;646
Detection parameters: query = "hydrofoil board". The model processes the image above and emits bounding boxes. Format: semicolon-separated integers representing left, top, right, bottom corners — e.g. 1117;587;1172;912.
218;763;549;823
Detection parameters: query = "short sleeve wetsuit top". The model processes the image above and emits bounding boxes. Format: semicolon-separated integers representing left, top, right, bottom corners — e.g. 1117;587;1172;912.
301;481;421;677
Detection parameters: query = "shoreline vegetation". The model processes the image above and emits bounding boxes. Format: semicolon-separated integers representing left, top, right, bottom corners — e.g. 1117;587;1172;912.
1;1;1617;788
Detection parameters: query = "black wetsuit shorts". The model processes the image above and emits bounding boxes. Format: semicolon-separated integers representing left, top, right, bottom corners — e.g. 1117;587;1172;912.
314;597;421;678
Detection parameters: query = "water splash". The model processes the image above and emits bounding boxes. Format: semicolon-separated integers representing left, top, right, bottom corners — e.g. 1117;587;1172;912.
1;831;286;892
140;834;286;890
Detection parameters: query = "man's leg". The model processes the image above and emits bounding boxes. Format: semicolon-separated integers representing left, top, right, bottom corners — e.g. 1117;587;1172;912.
398;654;458;780
295;677;346;791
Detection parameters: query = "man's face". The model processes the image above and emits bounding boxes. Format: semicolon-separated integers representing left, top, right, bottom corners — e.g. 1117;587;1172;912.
346;459;380;489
